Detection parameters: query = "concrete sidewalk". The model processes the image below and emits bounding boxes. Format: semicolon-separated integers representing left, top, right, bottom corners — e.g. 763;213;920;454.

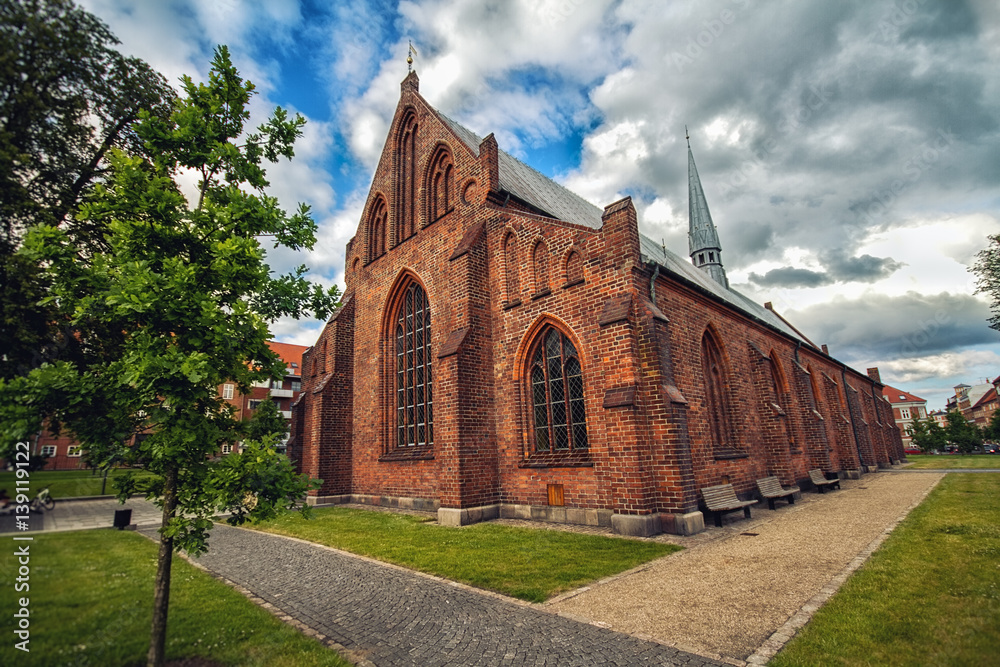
547;471;945;664
0;495;163;534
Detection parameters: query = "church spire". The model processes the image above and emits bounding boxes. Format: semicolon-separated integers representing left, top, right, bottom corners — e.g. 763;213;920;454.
687;128;729;289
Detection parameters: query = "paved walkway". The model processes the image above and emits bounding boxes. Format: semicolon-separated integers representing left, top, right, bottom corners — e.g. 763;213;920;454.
0;495;162;534
170;524;724;667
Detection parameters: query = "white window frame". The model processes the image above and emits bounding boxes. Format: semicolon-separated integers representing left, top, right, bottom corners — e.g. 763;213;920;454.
222;383;234;400
900;408;911;420
40;445;56;457
221;443;233;455
67;446;82;457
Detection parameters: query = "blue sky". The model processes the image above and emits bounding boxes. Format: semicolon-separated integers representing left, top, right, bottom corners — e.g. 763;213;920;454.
80;0;1000;410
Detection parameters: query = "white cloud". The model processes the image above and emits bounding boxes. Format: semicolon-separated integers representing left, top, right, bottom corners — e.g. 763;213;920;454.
880;349;1000;384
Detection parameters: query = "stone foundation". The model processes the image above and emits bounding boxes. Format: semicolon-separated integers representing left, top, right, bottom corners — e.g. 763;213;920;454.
660;511;706;536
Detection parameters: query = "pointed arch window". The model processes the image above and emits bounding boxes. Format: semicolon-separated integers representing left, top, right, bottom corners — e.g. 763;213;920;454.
426;146;454;224
395;111;418;244
701;331;733;452
367;197;387;262
394;282;433;448
504;232;520;303
529;328;587;452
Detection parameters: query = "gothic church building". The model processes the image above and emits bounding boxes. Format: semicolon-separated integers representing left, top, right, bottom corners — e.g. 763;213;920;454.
290;72;903;536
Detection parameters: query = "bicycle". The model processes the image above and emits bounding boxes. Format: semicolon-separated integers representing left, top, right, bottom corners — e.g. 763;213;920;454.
29;487;55;513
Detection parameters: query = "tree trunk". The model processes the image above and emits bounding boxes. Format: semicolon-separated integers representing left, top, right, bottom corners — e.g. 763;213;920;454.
147;465;178;667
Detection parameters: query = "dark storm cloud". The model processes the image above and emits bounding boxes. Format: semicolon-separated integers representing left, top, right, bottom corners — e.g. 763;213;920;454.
786;291;995;362
608;0;1000;272
749;267;829;288
822;249;904;282
747;248;902;287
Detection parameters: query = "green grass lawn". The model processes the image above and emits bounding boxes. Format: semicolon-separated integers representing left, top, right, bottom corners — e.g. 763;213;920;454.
771;473;1000;666
0;468;158;499
0;530;352;667
254;507;680;602
904;454;1000;469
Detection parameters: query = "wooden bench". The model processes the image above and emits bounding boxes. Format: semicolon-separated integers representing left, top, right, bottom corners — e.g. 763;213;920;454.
756;476;800;510
701;483;756;527
808;468;841;493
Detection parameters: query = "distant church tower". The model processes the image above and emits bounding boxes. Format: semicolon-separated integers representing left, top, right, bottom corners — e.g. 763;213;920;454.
687;130;729;289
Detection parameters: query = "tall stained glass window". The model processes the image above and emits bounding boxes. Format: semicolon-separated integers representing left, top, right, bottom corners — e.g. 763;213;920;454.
395;283;433;447
530;328;587;452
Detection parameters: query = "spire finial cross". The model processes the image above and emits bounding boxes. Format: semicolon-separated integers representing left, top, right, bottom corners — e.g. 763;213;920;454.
407;40;416;73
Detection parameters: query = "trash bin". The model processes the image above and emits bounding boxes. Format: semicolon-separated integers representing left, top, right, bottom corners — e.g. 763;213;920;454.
113;509;132;530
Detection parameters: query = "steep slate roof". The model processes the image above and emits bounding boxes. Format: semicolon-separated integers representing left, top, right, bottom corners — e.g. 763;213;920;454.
434;109;811;347
437;113;604;228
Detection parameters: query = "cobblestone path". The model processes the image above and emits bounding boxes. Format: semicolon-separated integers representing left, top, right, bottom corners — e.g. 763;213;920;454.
190;525;724;667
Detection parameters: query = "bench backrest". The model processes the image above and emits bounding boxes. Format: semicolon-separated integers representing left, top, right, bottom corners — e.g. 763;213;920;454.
701;483;739;510
756;476;783;496
808;469;830;484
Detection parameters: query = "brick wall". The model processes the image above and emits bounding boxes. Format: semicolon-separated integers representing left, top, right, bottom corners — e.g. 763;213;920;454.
290;73;903;531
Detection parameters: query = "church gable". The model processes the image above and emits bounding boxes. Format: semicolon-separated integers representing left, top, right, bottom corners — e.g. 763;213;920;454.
350;73;484;276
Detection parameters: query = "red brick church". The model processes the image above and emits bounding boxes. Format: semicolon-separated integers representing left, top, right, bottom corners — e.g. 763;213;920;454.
290;72;903;536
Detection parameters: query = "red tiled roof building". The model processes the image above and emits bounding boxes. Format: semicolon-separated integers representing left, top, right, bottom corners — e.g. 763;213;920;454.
880;383;927;449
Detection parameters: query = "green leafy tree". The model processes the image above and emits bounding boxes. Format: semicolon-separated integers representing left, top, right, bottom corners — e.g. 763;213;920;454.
245;396;288;444
945;410;982;455
0;47;337;667
0;0;174;379
907;416;946;454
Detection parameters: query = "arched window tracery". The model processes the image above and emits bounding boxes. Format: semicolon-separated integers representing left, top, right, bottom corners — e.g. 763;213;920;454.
528;327;587;452
393;282;433;448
